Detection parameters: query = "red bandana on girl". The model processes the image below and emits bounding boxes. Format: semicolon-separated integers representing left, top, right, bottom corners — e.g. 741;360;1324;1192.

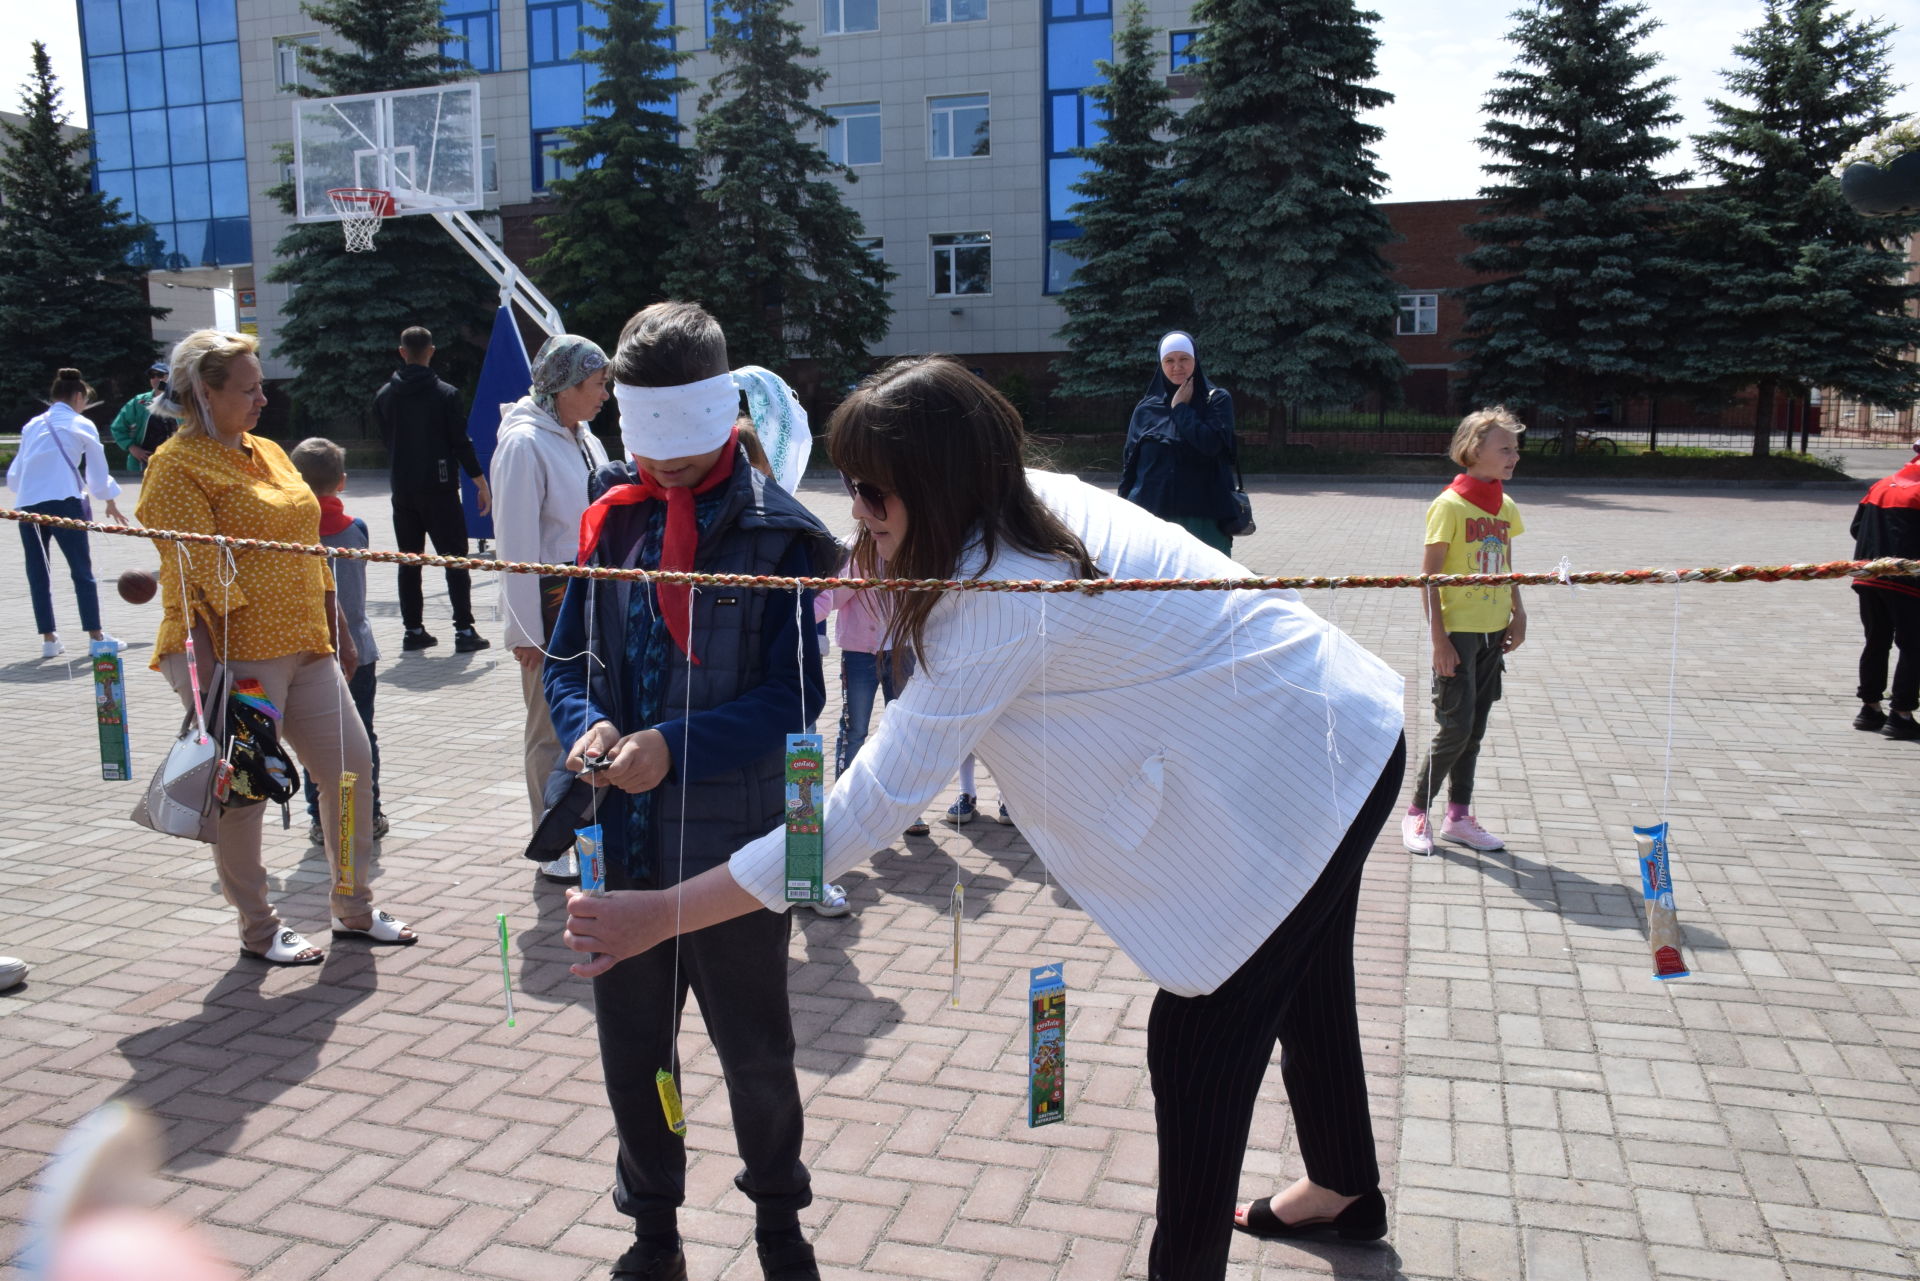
316;494;354;537
576;427;740;663
1449;473;1504;515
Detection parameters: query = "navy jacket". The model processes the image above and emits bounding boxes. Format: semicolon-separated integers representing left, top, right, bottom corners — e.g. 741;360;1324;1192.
1119;361;1238;525
541;450;836;883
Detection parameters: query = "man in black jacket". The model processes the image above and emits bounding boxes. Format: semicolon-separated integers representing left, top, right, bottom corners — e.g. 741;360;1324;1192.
1850;442;1920;740
372;326;493;653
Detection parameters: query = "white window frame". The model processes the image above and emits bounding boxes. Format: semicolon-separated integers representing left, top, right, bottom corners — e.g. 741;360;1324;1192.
929;0;986;22
1396;292;1439;336
274;34;321;92
823;0;878;36
928;93;990;161
930;231;991;297
825;102;882;167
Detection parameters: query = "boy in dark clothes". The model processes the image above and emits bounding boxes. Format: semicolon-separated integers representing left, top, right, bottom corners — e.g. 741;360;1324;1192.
371;325;492;652
543;303;836;1281
1850;441;1920;740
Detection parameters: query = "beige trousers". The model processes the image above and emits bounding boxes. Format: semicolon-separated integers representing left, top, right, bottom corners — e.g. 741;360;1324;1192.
520;659;565;827
161;650;377;952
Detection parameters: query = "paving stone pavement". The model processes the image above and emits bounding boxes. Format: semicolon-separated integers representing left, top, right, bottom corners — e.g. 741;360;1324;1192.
1;471;1916;1280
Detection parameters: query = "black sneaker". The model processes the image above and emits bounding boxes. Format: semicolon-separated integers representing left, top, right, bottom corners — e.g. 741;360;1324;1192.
1883;713;1920;741
1854;704;1887;731
755;1234;820;1281
611;1240;686;1281
402;628;438;651
373;812;390;839
453;627;491;653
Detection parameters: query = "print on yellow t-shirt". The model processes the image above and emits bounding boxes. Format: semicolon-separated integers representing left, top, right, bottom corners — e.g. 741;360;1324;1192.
1424;489;1525;635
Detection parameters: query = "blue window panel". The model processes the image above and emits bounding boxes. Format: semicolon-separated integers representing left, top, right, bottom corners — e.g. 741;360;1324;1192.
93;113;133;170
529;6;555;63
1170;31;1198;69
136;166;175;220
124;51;166;109
88;56;128;115
170;218;209;264
201;43;240;100
210;217;250;264
205;101;244;160
1049;156;1091;222
1049;91;1078;154
172;163;212;220
158;0;199;47
529;64;588;128
529;1;586;64
82;0;123;55
197;0;238;43
1049;0;1106;14
129;108;170;163
121;0;162;51
98;169;137;215
163;46;203;104
444;13;499;72
210;160;248;218
1046;18;1110;88
167;106;207;163
708;2;743;39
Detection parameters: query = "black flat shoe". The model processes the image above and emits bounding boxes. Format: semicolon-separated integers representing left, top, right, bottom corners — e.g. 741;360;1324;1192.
1235;1187;1387;1242
1854;705;1887;731
610;1240;686;1281
756;1234;820;1281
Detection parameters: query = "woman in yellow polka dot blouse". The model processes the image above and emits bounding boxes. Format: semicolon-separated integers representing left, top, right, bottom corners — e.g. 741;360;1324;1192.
137;330;419;965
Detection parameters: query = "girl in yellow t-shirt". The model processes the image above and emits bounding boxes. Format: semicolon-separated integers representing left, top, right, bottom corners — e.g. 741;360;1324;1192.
1404;408;1526;857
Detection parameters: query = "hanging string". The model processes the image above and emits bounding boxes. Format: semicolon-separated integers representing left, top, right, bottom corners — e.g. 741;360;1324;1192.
497;570;607;673
1038;596;1050;894
1657;581;1682;823
666;584;697;1073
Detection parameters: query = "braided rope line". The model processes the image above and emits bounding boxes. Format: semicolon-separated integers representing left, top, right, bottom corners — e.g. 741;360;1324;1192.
5;506;1917;594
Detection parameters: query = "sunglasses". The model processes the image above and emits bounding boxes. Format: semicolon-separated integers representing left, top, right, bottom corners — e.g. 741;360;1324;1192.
840;474;892;520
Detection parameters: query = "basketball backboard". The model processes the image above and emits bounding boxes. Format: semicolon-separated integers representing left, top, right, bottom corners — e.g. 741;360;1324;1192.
293;82;483;221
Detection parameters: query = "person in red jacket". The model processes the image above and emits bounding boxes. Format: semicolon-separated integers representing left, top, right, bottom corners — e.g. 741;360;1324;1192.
1849;441;1920;741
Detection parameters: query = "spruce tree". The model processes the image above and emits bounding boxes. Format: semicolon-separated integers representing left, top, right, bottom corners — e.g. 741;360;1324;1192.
1460;0;1684;456
664;0;891;392
0;43;164;420
1674;0;1920;457
530;0;694;351
1051;1;1189;401
266;0;497;431
1173;0;1403;427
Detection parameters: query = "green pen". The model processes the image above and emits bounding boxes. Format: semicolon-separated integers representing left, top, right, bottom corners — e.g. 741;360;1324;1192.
497;913;515;1027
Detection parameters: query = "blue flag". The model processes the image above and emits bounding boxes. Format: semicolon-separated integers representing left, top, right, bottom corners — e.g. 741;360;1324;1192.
462;305;532;540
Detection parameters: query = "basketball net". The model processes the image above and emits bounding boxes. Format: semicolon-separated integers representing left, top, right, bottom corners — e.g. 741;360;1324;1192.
327;188;395;253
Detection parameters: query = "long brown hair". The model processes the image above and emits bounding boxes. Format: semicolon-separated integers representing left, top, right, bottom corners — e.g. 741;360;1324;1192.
827;356;1099;669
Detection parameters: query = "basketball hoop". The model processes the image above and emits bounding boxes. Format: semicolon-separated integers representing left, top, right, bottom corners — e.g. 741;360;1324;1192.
327;187;395;252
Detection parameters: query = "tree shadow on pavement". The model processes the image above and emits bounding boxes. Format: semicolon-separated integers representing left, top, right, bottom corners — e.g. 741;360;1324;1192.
111;949;378;1169
1434;843;1728;951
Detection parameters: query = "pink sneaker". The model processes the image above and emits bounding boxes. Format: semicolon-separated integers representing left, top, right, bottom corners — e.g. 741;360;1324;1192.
1400;811;1434;856
1439;813;1505;851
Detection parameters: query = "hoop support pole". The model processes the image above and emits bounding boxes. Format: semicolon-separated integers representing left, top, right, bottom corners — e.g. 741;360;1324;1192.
431;208;564;338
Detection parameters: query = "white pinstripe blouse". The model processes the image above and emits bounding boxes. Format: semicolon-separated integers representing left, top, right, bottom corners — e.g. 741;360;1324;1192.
730;471;1406;996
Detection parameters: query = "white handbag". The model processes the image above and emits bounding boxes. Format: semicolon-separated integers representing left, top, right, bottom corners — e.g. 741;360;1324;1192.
129;663;227;843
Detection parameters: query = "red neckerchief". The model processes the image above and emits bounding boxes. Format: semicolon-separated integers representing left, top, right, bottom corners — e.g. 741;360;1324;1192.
576;428;740;663
316;494;354;536
1449;473;1504;515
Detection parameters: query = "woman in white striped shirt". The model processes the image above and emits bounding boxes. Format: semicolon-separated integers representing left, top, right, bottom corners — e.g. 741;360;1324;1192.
565;357;1408;1277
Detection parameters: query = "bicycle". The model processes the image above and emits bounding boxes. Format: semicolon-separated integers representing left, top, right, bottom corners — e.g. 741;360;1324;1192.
1529;425;1619;456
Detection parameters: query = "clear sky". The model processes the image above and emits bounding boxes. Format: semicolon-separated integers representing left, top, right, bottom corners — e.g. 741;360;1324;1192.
3;1;1914;202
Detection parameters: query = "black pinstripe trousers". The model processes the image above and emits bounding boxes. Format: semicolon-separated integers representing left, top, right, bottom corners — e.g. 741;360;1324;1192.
1146;735;1406;1279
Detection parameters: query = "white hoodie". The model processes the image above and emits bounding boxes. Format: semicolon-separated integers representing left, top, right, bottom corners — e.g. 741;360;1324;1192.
488;395;610;651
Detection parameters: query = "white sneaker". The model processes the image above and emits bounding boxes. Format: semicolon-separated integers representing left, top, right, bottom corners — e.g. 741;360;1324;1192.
1440;813;1505;851
90;634;125;653
1401;810;1433;856
540;850;580;883
809;883;851;918
0;955;26;991
41;638;63;659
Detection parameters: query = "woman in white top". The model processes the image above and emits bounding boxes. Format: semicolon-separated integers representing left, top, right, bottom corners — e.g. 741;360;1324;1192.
6;368;127;658
489;334;611;879
564;357;1410;1276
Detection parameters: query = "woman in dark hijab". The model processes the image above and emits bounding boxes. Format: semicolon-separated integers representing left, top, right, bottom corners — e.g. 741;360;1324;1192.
1118;331;1239;553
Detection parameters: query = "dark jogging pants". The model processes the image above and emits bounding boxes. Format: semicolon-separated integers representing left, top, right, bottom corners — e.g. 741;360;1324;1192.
1146;735;1405;1280
592;861;812;1238
1856;585;1920;714
391;490;473;630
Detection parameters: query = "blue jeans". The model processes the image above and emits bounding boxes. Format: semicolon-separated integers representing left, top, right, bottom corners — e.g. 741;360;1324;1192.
18;497;101;635
835;649;911;774
303;661;383;819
